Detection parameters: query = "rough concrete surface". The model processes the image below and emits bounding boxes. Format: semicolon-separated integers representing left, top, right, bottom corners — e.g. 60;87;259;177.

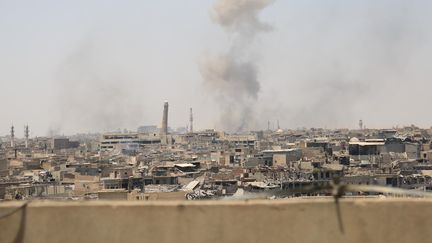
0;198;430;243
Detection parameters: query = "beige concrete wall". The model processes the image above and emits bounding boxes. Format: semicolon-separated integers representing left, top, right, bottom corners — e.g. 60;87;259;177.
73;181;100;196
143;191;186;201
272;154;287;167
98;190;128;200
1;198;432;243
75;174;100;181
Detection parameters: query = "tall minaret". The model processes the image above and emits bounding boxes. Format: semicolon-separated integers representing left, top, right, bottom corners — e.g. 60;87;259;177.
161;101;169;144
24;124;29;148
161;101;169;135
10;125;15;148
189;108;193;133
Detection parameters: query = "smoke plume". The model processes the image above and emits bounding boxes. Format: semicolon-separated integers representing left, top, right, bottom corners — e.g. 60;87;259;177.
200;0;274;132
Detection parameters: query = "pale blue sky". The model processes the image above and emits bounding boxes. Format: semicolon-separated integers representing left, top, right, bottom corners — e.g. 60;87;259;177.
1;0;432;136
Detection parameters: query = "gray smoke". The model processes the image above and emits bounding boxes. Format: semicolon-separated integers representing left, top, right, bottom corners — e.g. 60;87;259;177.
200;0;274;132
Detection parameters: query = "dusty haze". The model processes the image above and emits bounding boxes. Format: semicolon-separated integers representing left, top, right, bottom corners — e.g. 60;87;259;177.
1;0;432;136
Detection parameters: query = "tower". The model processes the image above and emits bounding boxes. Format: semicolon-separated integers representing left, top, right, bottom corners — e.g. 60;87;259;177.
161;101;169;135
160;101;169;144
24;124;29;148
359;120;363;130
10;125;15;148
189;108;193;133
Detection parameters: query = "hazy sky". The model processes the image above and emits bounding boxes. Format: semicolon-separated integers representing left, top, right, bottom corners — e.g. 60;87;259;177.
1;0;432;137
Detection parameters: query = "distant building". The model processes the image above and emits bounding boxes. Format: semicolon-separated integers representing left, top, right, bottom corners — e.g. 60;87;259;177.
349;138;420;160
0;152;8;177
100;133;161;150
378;129;397;139
244;154;273;168
175;127;188;134
348;138;384;156
219;133;257;148
262;149;303;167
52;138;80;150
137;125;158;133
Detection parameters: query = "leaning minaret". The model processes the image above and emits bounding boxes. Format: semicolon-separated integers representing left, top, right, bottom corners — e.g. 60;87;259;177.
10;125;15;148
24;124;29;148
160;101;169;144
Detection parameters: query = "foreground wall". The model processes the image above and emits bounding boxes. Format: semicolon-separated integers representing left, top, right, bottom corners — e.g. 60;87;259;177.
0;198;431;243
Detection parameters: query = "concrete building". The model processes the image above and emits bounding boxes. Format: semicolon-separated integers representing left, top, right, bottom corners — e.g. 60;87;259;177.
219;133;257;148
52;138;80;150
0;152;8;177
244;154;273;168
100;133;160;150
349;138;420;160
348;139;385;159
262;149;302;167
137;125;158;133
